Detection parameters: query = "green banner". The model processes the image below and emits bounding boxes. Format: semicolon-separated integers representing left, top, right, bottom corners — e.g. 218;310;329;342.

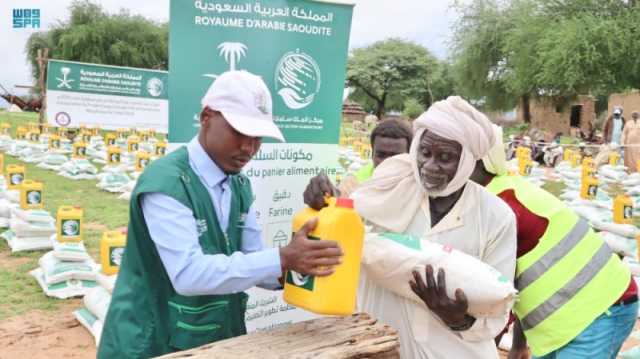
45;60;169;131
169;0;354;144
47;60;168;100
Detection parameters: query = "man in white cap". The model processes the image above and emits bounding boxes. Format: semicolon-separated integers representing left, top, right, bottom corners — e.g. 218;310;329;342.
98;71;343;358
304;96;518;358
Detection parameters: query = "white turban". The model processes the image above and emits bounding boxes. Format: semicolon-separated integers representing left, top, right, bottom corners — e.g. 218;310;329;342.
352;96;495;232
482;125;508;176
412;96;495;197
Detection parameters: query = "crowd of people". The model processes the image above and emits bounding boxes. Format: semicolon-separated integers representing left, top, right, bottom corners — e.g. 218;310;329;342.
98;70;638;359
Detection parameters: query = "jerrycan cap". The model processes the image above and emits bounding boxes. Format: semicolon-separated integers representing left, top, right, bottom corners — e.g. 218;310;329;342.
335;197;354;209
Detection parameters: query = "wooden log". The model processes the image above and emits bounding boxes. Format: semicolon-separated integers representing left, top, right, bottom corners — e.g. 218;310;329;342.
156;313;399;359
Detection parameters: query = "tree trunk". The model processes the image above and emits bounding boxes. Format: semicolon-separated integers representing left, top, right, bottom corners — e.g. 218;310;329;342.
156;313;400;359
376;101;385;121
522;94;531;124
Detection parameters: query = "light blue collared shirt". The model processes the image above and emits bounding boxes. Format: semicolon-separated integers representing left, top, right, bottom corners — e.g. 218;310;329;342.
140;137;282;296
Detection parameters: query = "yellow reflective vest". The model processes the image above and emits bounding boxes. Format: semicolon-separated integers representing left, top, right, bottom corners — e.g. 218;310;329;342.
487;175;630;356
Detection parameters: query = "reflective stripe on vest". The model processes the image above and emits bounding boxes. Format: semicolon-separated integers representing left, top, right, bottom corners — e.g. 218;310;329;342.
487;175;630;356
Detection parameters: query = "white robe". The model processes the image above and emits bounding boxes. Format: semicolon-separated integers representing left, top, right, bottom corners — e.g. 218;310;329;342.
358;181;517;359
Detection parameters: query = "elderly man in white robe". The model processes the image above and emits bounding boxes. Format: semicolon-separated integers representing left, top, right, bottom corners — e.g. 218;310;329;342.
304;96;517;359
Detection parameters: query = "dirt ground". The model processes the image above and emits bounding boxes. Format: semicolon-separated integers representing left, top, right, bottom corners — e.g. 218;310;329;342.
0;302;96;359
0;309;638;358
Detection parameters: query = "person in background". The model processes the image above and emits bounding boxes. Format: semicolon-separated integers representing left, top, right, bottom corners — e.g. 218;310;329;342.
622;111;640;172
338;119;412;197
470;125;637;359
604;106;626;145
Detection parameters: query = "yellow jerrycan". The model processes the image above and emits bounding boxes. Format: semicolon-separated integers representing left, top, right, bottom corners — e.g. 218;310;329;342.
20;180;44;210
155;141;167;156
104;133;117;146
518;158;532;176
609;151;621;166
100;229;127;275
570;152;582;168
135;151;151;172
107;146;122;165
284;197;364;316
563;148;573;162
56;206;83;242
614;195;633;225
6;164;25;189
580;176;599;200
581;157;595;179
49;134;61;149
127;135;140;152
73;141;87;159
0;123;10;135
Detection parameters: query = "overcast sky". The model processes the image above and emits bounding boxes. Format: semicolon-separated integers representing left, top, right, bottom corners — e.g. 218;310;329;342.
0;0;458;106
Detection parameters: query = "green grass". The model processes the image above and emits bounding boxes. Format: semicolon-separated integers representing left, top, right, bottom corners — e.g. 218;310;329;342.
0;112;129;321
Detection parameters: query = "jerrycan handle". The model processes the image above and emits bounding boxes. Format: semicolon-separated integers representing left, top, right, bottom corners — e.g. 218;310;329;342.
336;197;354;209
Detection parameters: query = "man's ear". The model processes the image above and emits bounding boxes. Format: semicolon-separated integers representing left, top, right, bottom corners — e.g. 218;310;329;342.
200;108;210;130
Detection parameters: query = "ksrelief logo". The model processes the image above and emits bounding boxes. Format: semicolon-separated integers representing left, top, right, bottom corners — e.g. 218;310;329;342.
10;173;23;185
62;219;80;237
275;49;321;110
146;78;164;97
27;191;41;204
110;247;124;266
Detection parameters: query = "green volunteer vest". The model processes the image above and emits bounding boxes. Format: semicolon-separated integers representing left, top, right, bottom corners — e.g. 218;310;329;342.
354;162;374;183
98;147;253;358
487;175;630;356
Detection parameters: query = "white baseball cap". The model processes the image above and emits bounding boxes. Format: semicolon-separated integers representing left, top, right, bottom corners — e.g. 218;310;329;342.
201;70;285;142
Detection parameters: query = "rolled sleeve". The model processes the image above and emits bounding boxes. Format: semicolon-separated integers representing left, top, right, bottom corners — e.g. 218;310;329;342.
141;193;282;296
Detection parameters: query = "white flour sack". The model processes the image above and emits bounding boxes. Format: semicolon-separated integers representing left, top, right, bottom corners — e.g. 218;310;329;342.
361;233;517;317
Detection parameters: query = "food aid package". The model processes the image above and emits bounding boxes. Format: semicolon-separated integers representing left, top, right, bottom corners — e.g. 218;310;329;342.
52;236;92;262
361;232;517;317
592;219;640;239
74;308;103;346
1;229;52;252
30;267;97;299
38;251;97;285
83;286;112;322
599;231;635;258
96;272;117;294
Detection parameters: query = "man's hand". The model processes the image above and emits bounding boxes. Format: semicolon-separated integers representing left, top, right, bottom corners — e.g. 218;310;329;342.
303;173;340;210
507;348;529;359
409;265;471;328
279;218;343;276
508;319;530;359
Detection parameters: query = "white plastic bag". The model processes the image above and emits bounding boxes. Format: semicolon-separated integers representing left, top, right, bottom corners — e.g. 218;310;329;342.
38;251;97;285
1;229;52;252
10;217;55;237
30;268;97;299
84;286;112;322
10;208;55;224
96;272;117;294
592;220;639;239
599;231;635;258
74;308;103;346
52;236;91;262
361;233;517;317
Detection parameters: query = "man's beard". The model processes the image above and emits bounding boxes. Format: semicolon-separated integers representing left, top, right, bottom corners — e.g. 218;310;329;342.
419;166;449;197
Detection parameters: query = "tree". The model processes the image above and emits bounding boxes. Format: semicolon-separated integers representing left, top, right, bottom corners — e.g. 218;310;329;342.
450;0;640;118
403;98;425;119
25;0;168;84
346;39;438;119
